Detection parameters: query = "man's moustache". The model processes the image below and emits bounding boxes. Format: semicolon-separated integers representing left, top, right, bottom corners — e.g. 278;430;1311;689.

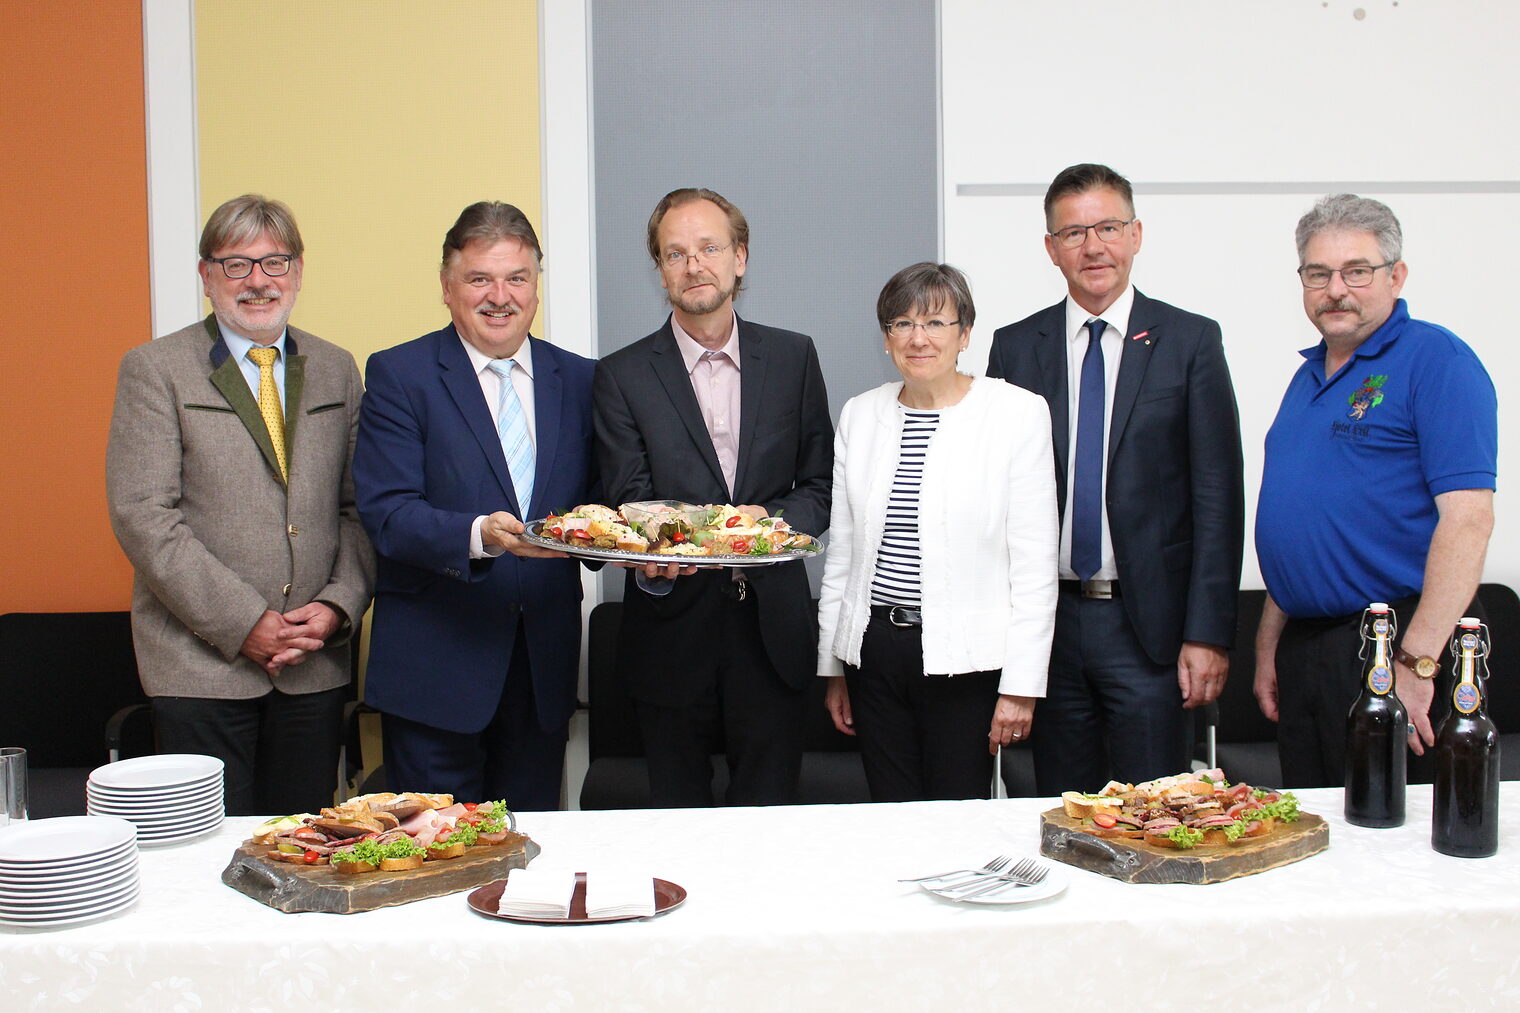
478;304;517;315
237;289;281;303
1318;298;1357;314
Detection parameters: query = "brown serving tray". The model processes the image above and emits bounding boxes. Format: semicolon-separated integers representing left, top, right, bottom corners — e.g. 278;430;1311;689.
221;832;539;914
1039;808;1328;885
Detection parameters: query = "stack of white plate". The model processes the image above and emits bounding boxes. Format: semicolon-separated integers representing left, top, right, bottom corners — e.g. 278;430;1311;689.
0;815;140;928
86;754;225;846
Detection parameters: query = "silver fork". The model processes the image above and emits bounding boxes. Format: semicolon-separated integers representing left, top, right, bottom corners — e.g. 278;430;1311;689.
942;858;1049;899
897;854;1011;885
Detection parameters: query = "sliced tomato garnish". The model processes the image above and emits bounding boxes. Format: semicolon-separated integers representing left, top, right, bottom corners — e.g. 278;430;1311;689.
1093;813;1118;829
303;850;321;864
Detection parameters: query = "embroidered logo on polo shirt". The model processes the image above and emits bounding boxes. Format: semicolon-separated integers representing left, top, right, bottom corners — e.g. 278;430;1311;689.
1348;374;1388;420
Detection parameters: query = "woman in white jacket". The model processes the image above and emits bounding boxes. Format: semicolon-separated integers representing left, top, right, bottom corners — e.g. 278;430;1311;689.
818;263;1058;801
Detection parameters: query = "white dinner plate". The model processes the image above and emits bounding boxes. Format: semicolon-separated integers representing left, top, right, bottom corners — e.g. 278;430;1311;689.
0;874;140;914
0;863;137;898
86;779;222;807
119;817;224;839
0;885;140;926
0;816;138;864
88;800;225;825
87;779;222;805
921;861;1069;905
0;840;138;878
88;754;224;791
136;822;223;848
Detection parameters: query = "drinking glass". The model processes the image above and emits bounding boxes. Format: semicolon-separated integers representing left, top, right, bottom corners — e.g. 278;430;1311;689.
0;747;27;826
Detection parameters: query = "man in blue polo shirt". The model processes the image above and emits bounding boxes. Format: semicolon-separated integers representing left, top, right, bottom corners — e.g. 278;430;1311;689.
1254;193;1497;788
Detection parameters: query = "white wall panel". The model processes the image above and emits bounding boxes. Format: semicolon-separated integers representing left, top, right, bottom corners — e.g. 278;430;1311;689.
944;0;1519;590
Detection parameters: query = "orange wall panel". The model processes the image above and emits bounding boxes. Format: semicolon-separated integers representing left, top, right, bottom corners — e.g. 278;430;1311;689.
0;6;148;612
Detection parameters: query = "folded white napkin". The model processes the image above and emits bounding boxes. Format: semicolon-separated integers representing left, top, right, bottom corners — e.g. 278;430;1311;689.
583;870;656;919
497;867;576;918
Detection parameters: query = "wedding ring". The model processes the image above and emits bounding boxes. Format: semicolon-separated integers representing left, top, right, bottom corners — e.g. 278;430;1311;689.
1011;732;1021;739
1407;724;1415;734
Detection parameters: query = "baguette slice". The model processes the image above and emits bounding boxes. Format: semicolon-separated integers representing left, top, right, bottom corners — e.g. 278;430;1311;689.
425;841;467;860
1061;791;1123;820
378;854;425;872
334;859;377;875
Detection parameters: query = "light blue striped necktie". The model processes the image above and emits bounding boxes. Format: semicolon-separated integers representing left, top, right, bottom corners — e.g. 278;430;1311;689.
487;360;534;516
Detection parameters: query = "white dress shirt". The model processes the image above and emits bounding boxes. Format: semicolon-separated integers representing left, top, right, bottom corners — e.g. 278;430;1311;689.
461;336;537;558
1060;284;1134;582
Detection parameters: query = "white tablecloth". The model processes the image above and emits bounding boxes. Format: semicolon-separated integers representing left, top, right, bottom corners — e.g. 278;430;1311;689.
3;785;1518;1011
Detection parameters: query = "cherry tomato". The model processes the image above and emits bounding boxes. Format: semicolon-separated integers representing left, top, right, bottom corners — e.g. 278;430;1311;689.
726;515;743;528
548;526;564;539
731;538;750;553
435;827;452;842
672;531;687;543
303;850;321;864
464;802;479;812
1093;813;1118;829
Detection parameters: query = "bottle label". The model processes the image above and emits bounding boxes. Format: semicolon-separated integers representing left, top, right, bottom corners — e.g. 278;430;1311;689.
1373;617;1390;636
1454;682;1482;714
1460;632;1479;651
1368;665;1393;694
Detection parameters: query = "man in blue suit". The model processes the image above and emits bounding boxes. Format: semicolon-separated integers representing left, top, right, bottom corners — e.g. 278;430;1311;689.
353;202;596;809
987;164;1244;793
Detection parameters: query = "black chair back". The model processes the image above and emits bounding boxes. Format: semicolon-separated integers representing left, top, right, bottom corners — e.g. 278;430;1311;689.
0;611;147;767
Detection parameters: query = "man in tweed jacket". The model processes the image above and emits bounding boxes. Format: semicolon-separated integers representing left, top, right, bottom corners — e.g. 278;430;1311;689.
107;195;374;815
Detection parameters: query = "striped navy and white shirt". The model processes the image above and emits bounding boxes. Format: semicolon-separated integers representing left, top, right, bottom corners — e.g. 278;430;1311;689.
870;406;942;606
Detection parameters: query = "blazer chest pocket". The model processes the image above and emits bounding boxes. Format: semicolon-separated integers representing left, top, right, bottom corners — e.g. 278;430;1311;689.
1135;383;1185;406
183;402;236;414
306;401;346;415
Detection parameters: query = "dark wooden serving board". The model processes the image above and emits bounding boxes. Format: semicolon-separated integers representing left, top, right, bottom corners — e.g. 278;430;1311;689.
1039;808;1328;885
221;832;540;914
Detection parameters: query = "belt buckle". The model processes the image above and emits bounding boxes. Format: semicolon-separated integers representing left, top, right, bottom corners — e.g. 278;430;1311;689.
888;605;921;627
1081;580;1115;600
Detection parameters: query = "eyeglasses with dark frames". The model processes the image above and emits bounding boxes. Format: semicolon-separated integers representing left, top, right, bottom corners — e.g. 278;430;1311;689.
206;254;295;279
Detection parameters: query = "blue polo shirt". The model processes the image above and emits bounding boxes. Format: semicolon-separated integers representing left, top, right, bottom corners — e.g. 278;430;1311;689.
1256;299;1496;618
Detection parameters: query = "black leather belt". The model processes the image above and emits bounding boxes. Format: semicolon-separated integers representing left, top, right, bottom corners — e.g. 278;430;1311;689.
1059;579;1121;600
870;604;922;627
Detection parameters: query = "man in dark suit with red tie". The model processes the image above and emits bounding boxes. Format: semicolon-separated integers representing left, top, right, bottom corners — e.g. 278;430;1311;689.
987;164;1244;793
593;188;833;807
354;202;596;810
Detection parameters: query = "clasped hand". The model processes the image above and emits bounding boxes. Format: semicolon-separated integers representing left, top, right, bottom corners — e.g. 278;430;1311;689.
240;602;340;676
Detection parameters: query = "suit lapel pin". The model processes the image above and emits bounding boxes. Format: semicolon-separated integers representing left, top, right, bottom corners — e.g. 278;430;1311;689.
1131;330;1151;345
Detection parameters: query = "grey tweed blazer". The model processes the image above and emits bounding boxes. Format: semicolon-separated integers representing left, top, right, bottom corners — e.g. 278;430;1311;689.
106;316;375;699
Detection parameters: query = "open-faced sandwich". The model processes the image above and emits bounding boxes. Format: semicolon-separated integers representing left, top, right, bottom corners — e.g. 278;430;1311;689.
536;501;820;558
253;793;517;873
1064;768;1302;850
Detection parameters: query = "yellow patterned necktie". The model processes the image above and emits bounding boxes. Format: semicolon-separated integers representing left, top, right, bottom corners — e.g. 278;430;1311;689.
247;346;288;479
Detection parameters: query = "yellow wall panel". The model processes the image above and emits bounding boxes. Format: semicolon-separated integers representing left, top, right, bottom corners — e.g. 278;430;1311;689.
195;2;542;365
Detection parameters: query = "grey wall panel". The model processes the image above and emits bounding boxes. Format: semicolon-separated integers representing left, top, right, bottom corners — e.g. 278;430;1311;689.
590;0;940;420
